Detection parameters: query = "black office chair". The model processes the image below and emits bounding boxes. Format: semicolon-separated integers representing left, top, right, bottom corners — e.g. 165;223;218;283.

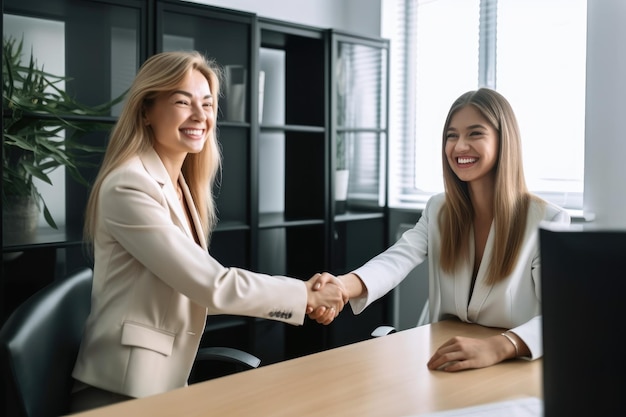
0;267;260;417
0;267;92;417
370;301;430;338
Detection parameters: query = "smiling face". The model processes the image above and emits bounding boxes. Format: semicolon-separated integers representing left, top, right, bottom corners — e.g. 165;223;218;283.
444;105;499;185
144;68;214;162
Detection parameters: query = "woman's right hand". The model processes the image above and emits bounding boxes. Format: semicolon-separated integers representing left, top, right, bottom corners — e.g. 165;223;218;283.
307;272;367;323
305;273;348;325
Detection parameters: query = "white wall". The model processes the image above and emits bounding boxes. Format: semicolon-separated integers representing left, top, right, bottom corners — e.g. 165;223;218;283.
186;0;382;37
584;0;626;228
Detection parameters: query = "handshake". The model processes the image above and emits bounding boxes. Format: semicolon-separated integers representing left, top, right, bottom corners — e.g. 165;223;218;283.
304;272;349;325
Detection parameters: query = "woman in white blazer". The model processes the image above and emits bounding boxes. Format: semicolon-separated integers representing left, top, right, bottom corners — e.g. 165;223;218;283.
70;51;347;411
309;88;570;371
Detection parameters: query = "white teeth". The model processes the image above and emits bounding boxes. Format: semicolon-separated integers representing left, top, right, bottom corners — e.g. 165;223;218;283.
458;157;477;164
182;129;203;136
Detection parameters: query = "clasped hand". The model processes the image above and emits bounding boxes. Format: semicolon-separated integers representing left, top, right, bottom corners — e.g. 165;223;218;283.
305;272;348;325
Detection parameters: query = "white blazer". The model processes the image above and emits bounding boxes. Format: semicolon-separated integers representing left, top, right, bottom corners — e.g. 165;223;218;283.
350;193;570;359
72;148;307;398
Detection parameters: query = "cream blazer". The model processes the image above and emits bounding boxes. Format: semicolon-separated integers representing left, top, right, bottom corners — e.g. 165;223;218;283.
350;193;570;359
72;148;307;398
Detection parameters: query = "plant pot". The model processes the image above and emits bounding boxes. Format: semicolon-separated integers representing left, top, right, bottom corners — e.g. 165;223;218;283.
2;195;39;247
335;169;350;214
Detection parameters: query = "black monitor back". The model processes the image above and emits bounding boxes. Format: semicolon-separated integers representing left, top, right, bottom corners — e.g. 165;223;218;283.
540;226;626;416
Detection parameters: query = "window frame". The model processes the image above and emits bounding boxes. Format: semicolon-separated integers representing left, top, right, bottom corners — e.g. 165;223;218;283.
384;0;586;215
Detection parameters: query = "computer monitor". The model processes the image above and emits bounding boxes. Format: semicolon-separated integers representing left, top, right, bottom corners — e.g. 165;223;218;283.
540;225;626;416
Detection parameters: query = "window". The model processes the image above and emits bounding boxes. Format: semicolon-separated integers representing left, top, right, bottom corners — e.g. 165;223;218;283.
383;0;587;211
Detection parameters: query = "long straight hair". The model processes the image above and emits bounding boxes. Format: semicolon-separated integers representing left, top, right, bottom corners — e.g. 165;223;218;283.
84;51;222;250
438;88;543;284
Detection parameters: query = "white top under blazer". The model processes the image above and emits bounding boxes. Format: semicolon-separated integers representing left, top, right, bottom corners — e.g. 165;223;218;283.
350;193;571;359
72;148;307;398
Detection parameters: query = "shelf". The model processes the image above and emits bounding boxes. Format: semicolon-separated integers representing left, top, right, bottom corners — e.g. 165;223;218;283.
334;210;385;223
258;212;325;229
213;221;250;232
2;110;117;124
2;226;84;253
218;121;251;128
260;124;325;133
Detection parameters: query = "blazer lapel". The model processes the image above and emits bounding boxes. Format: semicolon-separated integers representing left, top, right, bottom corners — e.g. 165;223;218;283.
466;223;496;321
139;149;191;239
454;233;473;322
178;176;208;250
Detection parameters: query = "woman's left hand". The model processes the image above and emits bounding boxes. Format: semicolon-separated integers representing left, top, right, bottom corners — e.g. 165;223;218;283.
427;335;513;372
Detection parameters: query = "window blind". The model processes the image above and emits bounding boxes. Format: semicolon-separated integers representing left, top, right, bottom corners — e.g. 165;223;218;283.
383;0;587;210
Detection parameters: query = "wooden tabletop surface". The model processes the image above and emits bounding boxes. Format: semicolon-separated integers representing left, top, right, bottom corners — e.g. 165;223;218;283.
73;319;541;416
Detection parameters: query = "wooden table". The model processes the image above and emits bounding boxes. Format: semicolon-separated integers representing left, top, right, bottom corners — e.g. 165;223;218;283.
73;320;541;416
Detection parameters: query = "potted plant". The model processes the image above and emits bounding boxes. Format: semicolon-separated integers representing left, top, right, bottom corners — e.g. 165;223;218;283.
2;36;121;244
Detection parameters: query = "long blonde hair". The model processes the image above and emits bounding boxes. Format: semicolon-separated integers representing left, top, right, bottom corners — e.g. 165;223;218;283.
84;51;222;249
438;88;543;284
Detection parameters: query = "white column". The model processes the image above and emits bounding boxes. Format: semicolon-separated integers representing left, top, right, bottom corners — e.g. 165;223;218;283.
584;0;626;228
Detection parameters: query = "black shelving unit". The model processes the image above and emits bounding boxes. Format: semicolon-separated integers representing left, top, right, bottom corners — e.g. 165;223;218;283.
1;0;148;324
327;30;391;349
1;0;391;365
255;18;329;358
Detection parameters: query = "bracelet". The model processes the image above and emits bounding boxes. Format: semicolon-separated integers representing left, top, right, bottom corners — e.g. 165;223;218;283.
501;331;519;357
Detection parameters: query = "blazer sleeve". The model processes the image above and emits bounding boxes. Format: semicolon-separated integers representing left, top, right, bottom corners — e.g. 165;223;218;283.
348;195;435;314
511;201;572;359
98;164;307;325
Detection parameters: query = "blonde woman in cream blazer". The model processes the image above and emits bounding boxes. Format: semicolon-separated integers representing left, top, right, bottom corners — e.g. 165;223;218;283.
70;51;346;412
309;88;570;372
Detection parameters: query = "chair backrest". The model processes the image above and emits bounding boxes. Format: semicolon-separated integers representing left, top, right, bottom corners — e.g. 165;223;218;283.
0;267;93;417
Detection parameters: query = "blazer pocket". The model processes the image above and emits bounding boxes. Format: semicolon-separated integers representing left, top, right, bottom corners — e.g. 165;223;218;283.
121;321;175;356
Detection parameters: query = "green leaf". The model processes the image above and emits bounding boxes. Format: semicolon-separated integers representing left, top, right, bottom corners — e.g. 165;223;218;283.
41;200;58;229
